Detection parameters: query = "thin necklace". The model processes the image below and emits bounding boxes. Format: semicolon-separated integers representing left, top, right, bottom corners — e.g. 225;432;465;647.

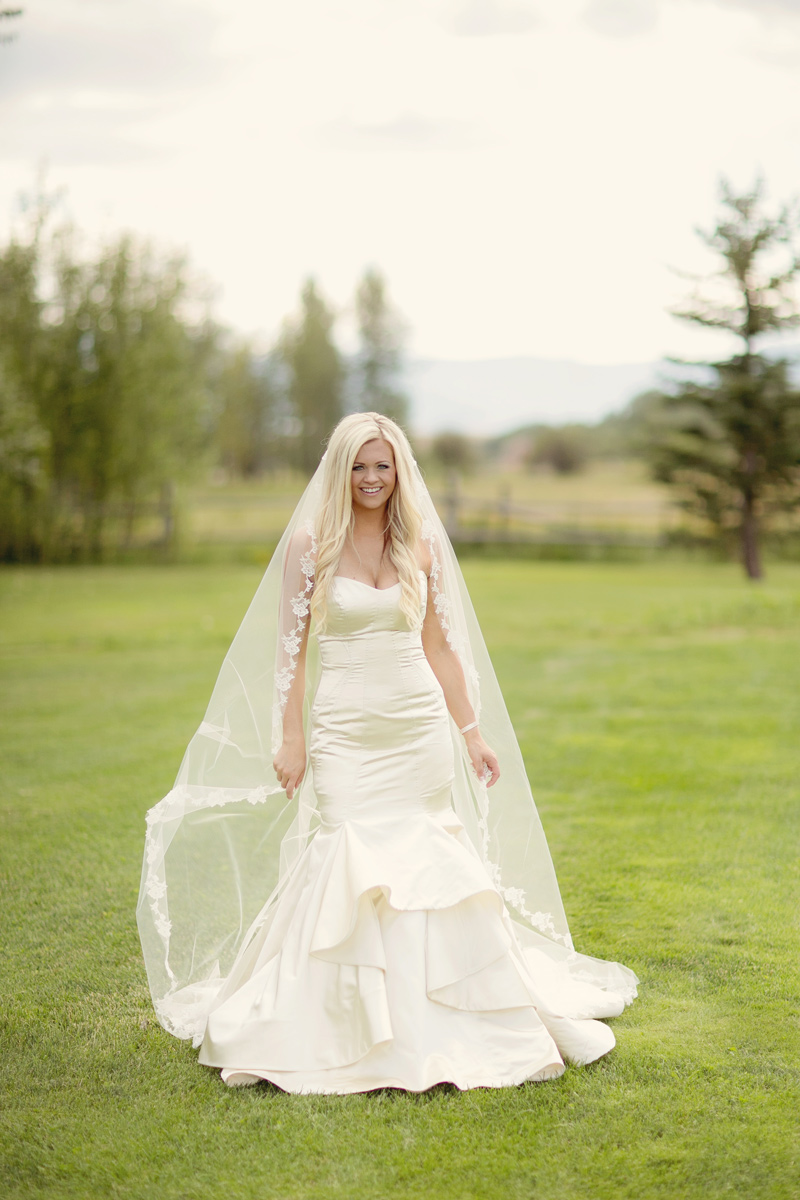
351;531;390;586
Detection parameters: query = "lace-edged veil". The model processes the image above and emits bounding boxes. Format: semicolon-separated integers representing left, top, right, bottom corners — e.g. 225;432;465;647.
137;453;636;1045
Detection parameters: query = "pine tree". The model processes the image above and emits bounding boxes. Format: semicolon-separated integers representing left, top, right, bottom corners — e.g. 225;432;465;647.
214;339;281;477
354;268;408;425
278;279;344;474
648;178;800;579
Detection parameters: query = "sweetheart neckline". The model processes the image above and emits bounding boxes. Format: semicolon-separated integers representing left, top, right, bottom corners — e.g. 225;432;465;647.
334;576;400;593
333;569;426;594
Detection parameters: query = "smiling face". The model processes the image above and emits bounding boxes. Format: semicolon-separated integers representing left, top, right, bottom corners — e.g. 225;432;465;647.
350;438;397;513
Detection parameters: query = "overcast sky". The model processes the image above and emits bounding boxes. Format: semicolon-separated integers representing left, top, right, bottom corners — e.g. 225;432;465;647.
2;0;800;367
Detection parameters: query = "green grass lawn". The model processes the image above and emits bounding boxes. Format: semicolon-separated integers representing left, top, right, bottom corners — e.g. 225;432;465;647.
1;560;799;1200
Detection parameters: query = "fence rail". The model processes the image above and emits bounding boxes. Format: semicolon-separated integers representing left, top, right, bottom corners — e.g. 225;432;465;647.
431;490;672;549
12;475;800;563
181;486;675;550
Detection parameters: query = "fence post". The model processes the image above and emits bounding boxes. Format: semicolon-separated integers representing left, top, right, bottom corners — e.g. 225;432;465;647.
497;485;510;538
160;480;176;550
444;471;460;538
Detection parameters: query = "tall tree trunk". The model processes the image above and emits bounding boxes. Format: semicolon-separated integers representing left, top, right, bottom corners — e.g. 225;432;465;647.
740;442;762;580
741;491;762;580
123;497;137;550
86;501;105;562
160;480;175;550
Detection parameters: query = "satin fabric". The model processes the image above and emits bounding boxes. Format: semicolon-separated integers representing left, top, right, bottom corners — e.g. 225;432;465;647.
198;573;626;1091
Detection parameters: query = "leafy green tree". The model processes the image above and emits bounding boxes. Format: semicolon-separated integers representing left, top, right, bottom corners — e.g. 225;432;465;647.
647;178;800;579
0;361;49;560
278;278;344;474
353;268;409;424
43;232;213;557
0;219;54;558
587;393;665;459
213;339;283;476
431;431;476;472
0;212;214;560
525;425;589;474
0;8;22;44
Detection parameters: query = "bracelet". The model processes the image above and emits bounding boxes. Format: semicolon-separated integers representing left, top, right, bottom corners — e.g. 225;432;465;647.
459;720;479;735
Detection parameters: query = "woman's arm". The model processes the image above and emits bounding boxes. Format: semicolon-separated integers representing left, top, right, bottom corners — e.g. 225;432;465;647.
420;571;501;788
272;529;314;800
272;619;309;799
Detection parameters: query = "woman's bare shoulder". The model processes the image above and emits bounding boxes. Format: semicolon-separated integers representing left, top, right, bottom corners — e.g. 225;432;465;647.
416;538;433;576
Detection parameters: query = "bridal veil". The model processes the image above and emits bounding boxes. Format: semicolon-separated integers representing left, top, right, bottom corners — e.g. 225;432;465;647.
137;455;637;1044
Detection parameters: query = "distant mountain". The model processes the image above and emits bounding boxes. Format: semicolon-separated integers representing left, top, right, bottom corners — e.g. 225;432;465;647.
404;355;669;435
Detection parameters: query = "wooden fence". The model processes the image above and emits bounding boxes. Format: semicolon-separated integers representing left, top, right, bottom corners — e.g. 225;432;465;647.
433;488;672;550
176;483;675;554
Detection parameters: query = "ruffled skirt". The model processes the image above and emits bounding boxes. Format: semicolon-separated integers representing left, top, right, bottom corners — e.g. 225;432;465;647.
198;805;635;1092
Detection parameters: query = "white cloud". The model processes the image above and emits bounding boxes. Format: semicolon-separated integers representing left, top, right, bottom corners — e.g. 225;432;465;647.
582;0;800;40
0;105;169;167
2;0;800;372
582;0;660;36
447;0;539;37
581;0;800;65
0;1;222;99
713;0;800;16
317;112;488;152
686;0;800;66
0;0;224;165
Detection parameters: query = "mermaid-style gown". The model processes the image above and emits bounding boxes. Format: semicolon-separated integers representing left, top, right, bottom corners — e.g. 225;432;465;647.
198;572;630;1091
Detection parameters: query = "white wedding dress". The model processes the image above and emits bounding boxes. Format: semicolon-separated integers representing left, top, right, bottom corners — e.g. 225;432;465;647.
197;571;631;1092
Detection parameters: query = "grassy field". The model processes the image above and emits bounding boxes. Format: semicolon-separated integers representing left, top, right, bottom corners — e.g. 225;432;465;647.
1;560;799;1200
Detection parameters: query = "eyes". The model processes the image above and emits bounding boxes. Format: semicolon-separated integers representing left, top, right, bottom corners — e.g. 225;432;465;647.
352;463;392;472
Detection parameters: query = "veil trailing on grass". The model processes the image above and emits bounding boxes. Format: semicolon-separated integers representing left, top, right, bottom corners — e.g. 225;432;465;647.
137;456;637;1045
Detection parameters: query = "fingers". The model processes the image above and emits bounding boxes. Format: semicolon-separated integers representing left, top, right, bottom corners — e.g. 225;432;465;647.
275;764;305;799
480;759;498;787
469;747;501;789
287;764;307;799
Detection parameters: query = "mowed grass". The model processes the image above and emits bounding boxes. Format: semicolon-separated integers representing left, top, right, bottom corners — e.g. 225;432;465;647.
1;560;799;1200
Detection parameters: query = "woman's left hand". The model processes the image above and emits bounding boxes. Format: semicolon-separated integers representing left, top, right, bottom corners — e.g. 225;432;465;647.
463;729;500;788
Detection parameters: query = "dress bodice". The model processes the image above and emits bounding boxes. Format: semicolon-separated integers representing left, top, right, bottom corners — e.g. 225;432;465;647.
318;571;427;639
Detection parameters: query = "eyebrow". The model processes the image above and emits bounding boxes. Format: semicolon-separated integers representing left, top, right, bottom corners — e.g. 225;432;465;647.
352;460;392;466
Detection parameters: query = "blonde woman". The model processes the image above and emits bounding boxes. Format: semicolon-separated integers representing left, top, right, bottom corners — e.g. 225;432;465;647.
138;413;638;1092
273;415;499;808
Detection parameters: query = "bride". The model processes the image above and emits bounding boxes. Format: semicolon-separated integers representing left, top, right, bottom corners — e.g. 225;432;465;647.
137;412;638;1092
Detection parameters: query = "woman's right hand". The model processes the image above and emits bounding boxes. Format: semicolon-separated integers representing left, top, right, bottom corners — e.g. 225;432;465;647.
273;737;306;799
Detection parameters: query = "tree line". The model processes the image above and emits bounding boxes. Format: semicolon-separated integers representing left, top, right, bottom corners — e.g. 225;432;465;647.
2;179;800;577
0;198;405;561
647;178;800;579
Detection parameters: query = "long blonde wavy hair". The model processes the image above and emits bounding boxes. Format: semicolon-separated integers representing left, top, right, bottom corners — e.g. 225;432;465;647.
311;413;423;633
